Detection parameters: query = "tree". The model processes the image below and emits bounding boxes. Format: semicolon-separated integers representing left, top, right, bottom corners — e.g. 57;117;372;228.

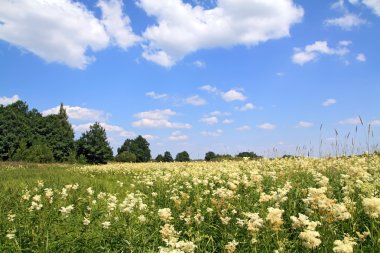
205;151;216;161
76;122;113;164
236;152;261;159
163;151;174;162
175;151;190;162
118;135;151;163
115;151;136;163
155;154;164;162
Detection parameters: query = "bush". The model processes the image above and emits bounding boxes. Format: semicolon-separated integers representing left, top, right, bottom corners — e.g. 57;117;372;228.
115;151;137;163
26;143;54;163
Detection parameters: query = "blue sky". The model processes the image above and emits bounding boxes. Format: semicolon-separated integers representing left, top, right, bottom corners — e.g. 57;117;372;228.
1;0;379;158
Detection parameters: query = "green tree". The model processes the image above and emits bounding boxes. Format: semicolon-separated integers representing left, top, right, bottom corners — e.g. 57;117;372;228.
205;151;216;161
236;151;261;159
155;154;164;162
163;151;174;162
118;135;151;163
175;151;190;162
76;122;113;164
25;143;54;163
115;151;137;163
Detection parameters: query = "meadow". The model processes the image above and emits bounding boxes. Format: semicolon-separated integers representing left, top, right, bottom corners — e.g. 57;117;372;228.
0;156;379;252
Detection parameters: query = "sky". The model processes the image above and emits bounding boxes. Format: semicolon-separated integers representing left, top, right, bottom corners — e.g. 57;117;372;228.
1;0;380;159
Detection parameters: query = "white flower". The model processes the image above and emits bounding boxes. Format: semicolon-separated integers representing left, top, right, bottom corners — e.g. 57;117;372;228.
333;236;356;253
362;197;380;219
158;208;173;222
102;221;111;229
83;217;91;226
225;240;239;253
60;205;74;218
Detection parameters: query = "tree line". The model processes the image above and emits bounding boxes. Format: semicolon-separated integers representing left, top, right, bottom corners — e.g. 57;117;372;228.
0;101;261;164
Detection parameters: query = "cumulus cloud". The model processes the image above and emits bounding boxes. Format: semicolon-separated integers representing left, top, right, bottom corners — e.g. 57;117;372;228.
42;105;110;121
97;0;140;49
362;0;380;16
236;125;251;131
201;129;223;137
0;95;20;106
223;119;234;124
222;89;247;102
169;131;188;141
325;13;367;30
73;122;135;138
185;95;207;106
296;121;314;128
339;116;362;125
292;41;351;65
137;0;303;67
143;134;158;140
371;119;380;126
146;91;168;99
200;116;218;125
322;98;337;106
235;103;255;111
199;85;219;94
0;0;138;69
356;53;366;62
132;109;192;129
257;123;276;130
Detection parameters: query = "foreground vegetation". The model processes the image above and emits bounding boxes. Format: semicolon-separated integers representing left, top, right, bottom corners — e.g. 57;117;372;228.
1;155;380;252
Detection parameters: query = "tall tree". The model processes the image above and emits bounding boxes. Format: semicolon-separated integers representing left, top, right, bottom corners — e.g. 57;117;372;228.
205;151;216;161
155;154;164;162
118;135;151;163
163;151;174;162
76;122;113;164
175;151;190;162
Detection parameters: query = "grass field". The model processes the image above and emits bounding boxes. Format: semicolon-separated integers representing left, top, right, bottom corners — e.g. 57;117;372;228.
1;156;380;252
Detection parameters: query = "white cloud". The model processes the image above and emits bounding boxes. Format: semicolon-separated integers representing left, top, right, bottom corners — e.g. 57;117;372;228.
143;134;158;140
193;60;206;68
257;123;276;130
322;98;337;106
0;95;20;106
42;105;110;121
276;72;285;77
356;53;366;62
132;109;192;129
0;0;139;69
292;41;351;65
363;0;380;16
371;120;380;126
185;95;207;106
339;116;362;125
146;91;168;99
137;0;303;67
223;119;234;124
236;125;251;131
325;13;367;30
97;0;140;50
201;129;223;137
169;131;188;141
73;122;135;138
200;116;218;125
222;89;247;102
235;103;255;111
199;85;219;94
296;121;314;128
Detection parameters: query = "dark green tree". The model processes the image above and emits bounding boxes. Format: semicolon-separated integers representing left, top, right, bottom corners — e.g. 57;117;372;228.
155;154;164;162
76;122;113;164
118;135;151;163
175;151;190;162
163;151;174;162
205;151;216;161
236;151;261;159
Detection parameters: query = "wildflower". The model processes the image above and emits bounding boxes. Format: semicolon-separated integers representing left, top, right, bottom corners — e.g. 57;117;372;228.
21;189;30;201
299;230;321;249
83;217;91;226
266;207;284;231
87;187;94;196
160;224;179;244
7;212;16;222
138;215;146;223
44;188;54;202
225;240;239;253
158;208;174;222
333;236;356;253
220;215;231;225
175;240;196;253
102;221;111;229
60;204;74;218
6;230;16;240
362;197;380;219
